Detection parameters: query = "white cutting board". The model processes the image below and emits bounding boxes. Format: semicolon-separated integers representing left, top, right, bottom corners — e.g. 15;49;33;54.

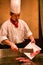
24;42;41;59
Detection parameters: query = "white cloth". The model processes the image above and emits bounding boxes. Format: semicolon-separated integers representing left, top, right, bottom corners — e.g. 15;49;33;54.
0;19;32;44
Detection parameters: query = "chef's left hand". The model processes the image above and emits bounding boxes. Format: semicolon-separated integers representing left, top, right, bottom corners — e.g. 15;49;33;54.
29;35;35;43
31;39;35;43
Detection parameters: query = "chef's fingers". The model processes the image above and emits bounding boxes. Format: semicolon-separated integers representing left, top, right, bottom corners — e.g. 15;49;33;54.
11;44;18;51
31;39;35;43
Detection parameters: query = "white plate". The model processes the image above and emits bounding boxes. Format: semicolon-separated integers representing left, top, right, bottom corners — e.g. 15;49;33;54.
24;42;41;59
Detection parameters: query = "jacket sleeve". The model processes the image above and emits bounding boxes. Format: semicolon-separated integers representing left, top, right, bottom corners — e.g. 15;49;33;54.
0;23;8;44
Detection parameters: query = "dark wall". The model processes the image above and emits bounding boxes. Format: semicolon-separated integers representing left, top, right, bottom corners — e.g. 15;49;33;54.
39;0;43;53
40;0;43;37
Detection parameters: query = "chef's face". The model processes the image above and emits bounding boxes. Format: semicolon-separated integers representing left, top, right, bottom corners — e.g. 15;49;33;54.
11;13;20;21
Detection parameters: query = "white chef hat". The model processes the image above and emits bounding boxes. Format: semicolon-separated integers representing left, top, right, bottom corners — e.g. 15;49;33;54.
10;0;21;14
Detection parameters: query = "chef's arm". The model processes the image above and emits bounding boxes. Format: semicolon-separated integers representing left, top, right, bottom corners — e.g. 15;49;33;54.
2;39;18;51
29;35;35;43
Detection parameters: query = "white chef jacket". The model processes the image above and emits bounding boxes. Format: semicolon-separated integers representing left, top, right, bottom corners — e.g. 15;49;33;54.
0;19;32;44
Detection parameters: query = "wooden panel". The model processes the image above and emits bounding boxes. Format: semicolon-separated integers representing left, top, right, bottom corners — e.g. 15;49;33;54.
21;0;39;38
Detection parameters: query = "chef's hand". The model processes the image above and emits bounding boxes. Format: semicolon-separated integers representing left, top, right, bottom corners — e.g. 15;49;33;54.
31;39;35;43
16;57;31;62
29;35;35;43
11;44;18;51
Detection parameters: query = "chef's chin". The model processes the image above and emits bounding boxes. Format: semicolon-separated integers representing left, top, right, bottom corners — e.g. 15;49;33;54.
15;19;18;22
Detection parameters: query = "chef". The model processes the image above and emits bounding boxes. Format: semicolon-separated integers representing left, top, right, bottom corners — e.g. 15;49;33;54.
0;0;35;62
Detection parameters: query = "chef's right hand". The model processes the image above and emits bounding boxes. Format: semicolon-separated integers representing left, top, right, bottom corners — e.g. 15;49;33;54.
11;44;18;51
